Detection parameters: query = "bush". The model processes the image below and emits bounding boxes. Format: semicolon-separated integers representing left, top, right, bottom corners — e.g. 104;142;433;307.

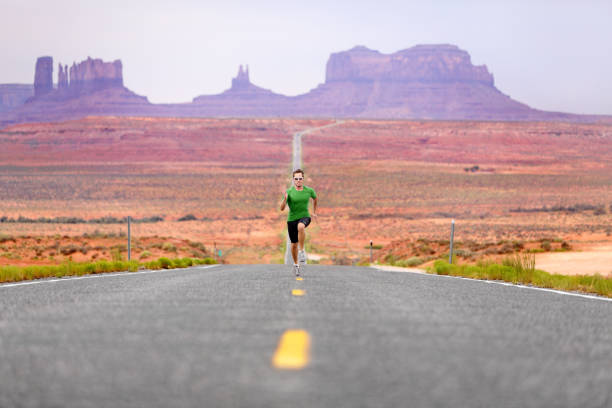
145;260;161;270
432;260;452;275
178;214;198;222
111;249;124;262
161;242;177;253
158;257;172;269
60;244;79;256
172;259;185;268
395;257;423;267
594;206;606;216
454;249;473;259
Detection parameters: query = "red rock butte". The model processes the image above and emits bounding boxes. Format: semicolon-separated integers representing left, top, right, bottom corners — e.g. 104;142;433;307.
1;44;611;127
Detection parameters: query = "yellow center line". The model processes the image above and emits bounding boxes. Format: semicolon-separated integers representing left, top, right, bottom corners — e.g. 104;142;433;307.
292;289;305;296
272;329;311;370
296;277;304;281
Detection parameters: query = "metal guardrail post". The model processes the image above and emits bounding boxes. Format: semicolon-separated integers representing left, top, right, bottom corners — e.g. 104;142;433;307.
449;219;455;264
127;216;131;261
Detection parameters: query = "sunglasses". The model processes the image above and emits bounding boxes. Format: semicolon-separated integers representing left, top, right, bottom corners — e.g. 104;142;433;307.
294;177;303;181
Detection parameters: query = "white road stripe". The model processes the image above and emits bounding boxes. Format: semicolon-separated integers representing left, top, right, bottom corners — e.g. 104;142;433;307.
371;265;612;303
0;264;220;289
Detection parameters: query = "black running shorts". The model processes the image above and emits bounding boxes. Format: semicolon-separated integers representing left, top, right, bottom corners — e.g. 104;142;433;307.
287;217;311;243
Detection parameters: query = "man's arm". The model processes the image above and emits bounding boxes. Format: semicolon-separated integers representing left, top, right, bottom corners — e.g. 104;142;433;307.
280;192;288;211
312;197;318;218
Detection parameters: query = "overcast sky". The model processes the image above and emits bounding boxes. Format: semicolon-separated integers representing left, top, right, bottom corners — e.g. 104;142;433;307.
2;0;611;114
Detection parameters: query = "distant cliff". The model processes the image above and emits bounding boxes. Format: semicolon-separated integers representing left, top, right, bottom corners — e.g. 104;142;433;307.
1;56;149;126
1;45;610;127
33;56;125;101
0;84;33;113
325;45;494;85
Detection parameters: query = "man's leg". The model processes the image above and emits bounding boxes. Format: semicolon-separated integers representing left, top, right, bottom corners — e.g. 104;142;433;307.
298;223;306;251
291;242;298;264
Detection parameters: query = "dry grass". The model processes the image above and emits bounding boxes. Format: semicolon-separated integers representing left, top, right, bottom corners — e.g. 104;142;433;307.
2;117;612;268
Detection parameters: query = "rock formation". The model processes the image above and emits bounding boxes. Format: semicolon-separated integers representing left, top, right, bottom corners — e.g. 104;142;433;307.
325;45;493;85
33;56;53;98
231;65;250;89
2;46;610;128
0;56;149;127
0;84;34;113
67;57;123;93
192;65;291;116
295;44;532;119
58;64;68;90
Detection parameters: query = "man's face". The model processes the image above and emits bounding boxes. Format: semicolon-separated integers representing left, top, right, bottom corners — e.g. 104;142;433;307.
293;172;304;188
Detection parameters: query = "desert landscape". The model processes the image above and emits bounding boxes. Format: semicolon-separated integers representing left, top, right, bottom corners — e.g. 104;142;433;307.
1;116;611;275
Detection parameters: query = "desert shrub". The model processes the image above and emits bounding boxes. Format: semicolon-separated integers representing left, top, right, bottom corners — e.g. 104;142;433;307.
593;206;606;215
110;244;126;253
384;254;398;264
94;260;113;273
171;258;185;268
178;214;197;222
197;257;216;265
396;257;423;267
145;260;161;270
541;240;552;251
111;249;124;262
454;249;473;259
158;257;172;269
417;244;435;255
188;241;207;252
162;242;177;252
60;244;79;256
497;243;514;254
502;253;536;283
0;234;14;244
139;250;152;260
432;260;452;275
190;249;206;258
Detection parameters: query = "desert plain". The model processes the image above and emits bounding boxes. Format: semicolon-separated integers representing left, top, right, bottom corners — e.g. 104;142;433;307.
0;116;611;276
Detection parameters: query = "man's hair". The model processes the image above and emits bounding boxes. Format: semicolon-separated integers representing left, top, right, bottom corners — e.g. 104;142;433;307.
292;169;304;177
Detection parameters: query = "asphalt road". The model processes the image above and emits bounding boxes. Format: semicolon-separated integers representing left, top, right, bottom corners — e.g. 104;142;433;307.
1;264;611;408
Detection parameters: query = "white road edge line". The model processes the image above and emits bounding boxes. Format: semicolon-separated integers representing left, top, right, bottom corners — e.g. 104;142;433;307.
371;265;612;303
0;264;220;289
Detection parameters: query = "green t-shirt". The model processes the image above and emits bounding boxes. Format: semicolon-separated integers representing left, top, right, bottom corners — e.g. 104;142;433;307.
286;186;317;221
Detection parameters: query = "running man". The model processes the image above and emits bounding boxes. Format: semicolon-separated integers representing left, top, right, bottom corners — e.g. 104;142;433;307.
280;168;317;276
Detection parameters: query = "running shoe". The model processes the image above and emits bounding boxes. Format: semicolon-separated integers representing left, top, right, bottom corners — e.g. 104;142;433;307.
298;250;306;266
293;264;300;277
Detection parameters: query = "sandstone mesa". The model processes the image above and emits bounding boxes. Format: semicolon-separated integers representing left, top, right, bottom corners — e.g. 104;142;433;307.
1;44;610;127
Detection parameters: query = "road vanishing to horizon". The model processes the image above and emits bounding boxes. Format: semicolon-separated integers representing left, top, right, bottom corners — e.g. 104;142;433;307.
1;264;611;407
1;124;612;408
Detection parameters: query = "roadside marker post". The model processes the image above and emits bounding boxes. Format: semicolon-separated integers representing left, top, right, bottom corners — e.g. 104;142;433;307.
449;219;455;264
127;216;131;261
370;240;373;264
